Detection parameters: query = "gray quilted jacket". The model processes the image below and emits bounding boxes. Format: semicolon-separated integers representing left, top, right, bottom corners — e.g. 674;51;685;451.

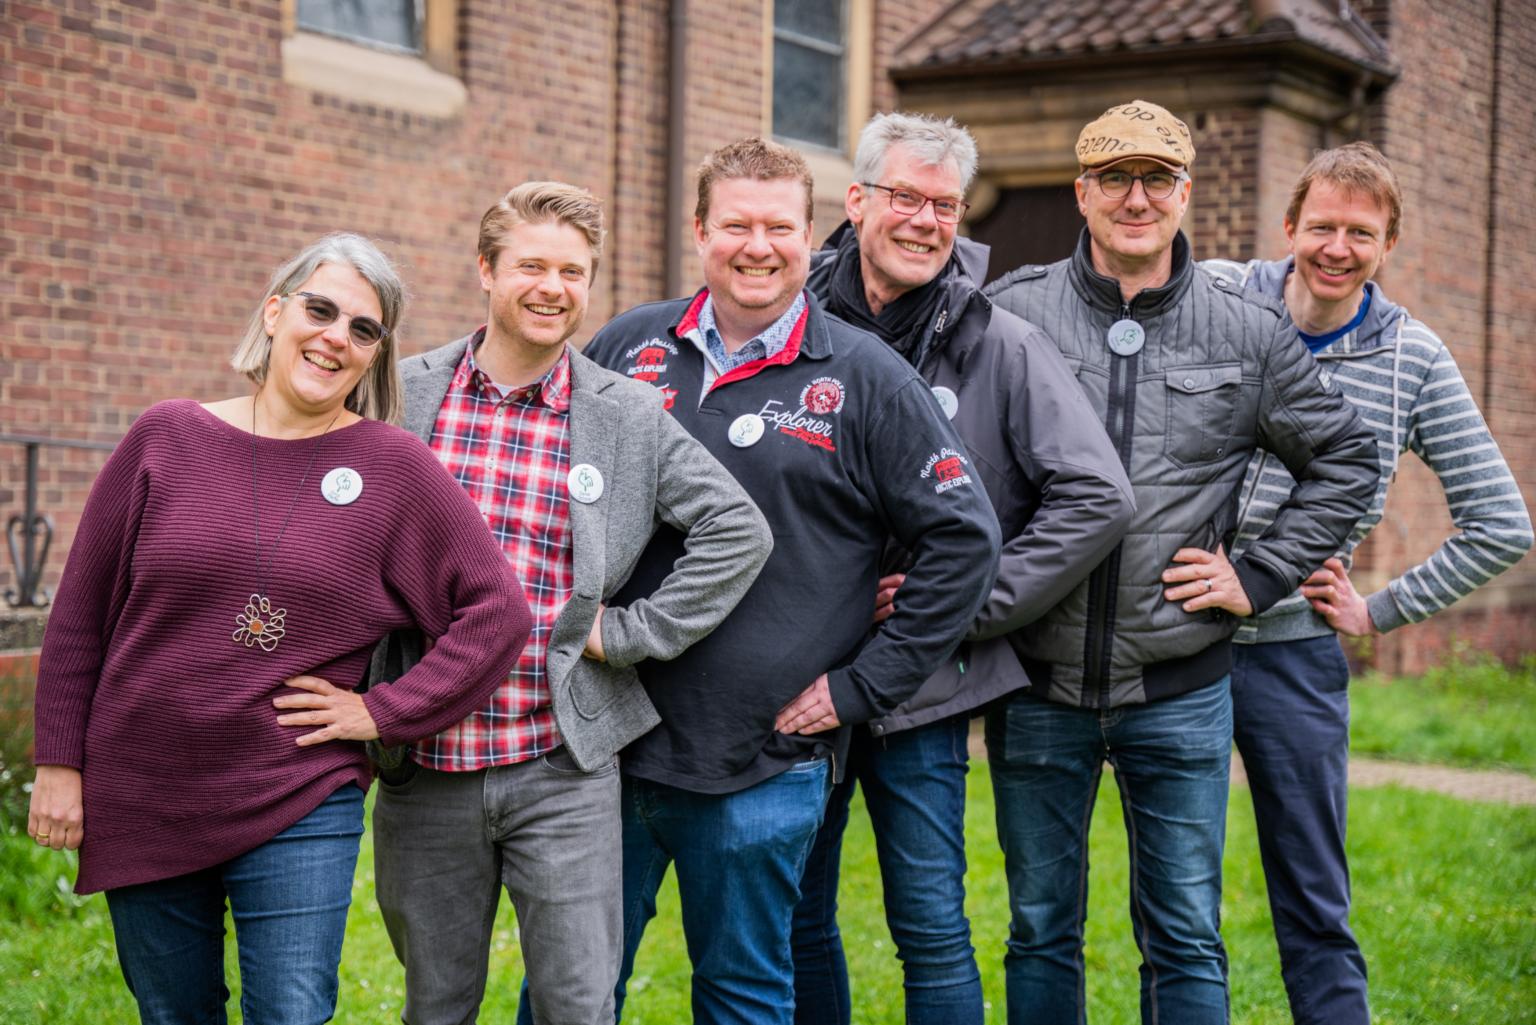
985;230;1378;708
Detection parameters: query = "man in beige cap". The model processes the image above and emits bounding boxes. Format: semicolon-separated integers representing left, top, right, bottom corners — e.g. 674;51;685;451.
982;100;1378;1024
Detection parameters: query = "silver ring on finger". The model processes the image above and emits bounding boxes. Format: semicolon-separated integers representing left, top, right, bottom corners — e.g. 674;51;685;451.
1204;577;1214;593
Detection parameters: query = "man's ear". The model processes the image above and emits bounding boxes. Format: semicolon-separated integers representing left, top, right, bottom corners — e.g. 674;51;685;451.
846;182;866;227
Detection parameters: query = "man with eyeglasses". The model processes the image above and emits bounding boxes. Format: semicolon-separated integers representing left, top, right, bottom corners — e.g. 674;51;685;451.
792;111;1134;1025
365;181;772;1025
982;100;1378;1025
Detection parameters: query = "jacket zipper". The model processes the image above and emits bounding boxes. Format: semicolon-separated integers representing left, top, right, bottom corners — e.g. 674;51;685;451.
1083;301;1138;708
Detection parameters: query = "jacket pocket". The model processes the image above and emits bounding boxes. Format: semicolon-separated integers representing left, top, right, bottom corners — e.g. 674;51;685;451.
1164;364;1242;467
569;660;640;720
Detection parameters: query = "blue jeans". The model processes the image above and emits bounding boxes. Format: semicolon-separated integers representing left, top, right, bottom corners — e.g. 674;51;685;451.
617;760;831;1025
1232;638;1367;1025
105;784;365;1025
791;713;981;1025
986;679;1232;1025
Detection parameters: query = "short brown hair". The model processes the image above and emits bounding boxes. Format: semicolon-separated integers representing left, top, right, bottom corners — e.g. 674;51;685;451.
695;137;814;225
1286;141;1403;243
478;181;606;273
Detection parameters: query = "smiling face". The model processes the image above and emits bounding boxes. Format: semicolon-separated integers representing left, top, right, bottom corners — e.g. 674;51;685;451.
694;175;812;340
479;218;593;357
1075;157;1191;273
260;262;381;419
848;143;962;307
1285;178;1395;308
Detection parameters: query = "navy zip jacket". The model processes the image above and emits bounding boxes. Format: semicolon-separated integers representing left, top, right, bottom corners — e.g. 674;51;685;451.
584;289;1001;794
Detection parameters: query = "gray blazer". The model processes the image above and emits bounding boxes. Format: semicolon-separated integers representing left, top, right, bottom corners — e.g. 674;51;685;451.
368;335;772;771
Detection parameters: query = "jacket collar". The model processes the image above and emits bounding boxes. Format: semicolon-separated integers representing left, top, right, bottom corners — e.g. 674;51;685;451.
810;221;994;370
1068;227;1194;317
669;286;835;362
401;331;617;442
1246;258;1407;356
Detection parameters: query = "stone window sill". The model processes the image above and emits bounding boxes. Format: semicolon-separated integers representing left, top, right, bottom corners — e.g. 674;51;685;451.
281;31;466;119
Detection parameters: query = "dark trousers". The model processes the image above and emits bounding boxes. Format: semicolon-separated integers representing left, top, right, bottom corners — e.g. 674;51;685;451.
1232;636;1369;1025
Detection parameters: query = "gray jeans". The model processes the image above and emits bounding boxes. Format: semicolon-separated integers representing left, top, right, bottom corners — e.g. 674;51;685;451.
373;747;622;1025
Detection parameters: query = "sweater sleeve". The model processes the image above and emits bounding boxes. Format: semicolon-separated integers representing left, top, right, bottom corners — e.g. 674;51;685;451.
601;402;773;667
33;414;158;769
826;378;1002;725
1234;317;1380;614
970;318;1135;640
1366;336;1533;631
360;444;533;747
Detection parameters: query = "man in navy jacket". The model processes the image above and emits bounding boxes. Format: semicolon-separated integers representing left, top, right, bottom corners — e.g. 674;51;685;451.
582;137;1001;1025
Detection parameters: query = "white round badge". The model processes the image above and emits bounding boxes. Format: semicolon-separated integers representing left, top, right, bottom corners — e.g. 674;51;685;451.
321;467;363;506
568;464;604;504
1106;319;1145;357
931;385;959;420
728;414;765;448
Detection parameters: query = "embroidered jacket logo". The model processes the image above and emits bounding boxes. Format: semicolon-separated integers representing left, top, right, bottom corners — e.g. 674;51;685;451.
800;377;845;416
623;338;678;383
758;396;838;452
921;447;973;494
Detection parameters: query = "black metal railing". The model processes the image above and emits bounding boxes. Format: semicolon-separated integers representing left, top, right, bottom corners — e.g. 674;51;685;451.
2;434;117;609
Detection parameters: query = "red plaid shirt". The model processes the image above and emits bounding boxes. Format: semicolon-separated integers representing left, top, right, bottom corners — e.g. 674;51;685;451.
412;335;572;771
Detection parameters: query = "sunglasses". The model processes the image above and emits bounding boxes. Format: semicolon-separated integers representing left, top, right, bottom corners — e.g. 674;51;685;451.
282;291;390;347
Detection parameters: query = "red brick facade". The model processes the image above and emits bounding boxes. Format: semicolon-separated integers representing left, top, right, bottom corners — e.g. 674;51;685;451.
2;0;1529;672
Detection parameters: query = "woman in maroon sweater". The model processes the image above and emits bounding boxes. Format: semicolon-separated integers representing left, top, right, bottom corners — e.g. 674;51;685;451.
27;234;533;1025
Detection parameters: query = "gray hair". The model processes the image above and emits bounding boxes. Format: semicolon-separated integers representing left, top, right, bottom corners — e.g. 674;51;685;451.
230;233;406;425
852;112;979;192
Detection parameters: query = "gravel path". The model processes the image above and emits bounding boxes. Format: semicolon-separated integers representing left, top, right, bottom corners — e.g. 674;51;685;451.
969;733;1536;806
1231;754;1536;807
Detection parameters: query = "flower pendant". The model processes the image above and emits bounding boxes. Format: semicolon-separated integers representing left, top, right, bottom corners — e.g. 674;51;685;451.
233;594;287;652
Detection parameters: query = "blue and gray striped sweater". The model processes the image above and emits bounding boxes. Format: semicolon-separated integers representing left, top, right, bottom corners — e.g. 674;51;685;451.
1202;258;1532;643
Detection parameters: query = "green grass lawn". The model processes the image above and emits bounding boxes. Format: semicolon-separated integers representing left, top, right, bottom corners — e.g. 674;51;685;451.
1349;655;1536;773
3;656;1533;1022
3;773;1533;1023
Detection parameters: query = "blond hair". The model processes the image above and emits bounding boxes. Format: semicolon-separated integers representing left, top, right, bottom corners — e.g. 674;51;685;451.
478;180;607;273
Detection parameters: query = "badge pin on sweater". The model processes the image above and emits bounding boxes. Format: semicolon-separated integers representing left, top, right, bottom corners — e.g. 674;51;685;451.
1107;319;1145;356
322;467;363;506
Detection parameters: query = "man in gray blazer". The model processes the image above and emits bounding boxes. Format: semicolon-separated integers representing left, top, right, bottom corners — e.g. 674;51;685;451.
369;181;771;1025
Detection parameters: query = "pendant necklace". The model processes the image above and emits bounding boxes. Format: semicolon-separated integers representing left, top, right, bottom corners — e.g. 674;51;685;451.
232;398;341;653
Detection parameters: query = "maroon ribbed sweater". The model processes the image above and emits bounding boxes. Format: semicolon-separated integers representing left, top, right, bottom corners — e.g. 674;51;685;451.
34;400;532;893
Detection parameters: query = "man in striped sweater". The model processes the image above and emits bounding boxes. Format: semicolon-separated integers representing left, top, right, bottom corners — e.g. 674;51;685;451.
1203;141;1533;1025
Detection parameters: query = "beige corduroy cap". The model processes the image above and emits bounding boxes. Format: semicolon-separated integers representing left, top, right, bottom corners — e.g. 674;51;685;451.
1075;100;1195;171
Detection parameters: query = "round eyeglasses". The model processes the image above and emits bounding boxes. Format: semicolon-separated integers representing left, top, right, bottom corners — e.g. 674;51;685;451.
282;292;390;347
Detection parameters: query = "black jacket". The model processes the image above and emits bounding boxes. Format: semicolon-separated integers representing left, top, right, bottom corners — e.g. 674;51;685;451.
808;224;1135;733
584;289;1001;792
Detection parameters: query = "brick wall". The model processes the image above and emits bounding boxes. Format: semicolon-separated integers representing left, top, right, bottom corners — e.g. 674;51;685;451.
1253;106;1324;258
0;0;682;602
1184;106;1262;260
